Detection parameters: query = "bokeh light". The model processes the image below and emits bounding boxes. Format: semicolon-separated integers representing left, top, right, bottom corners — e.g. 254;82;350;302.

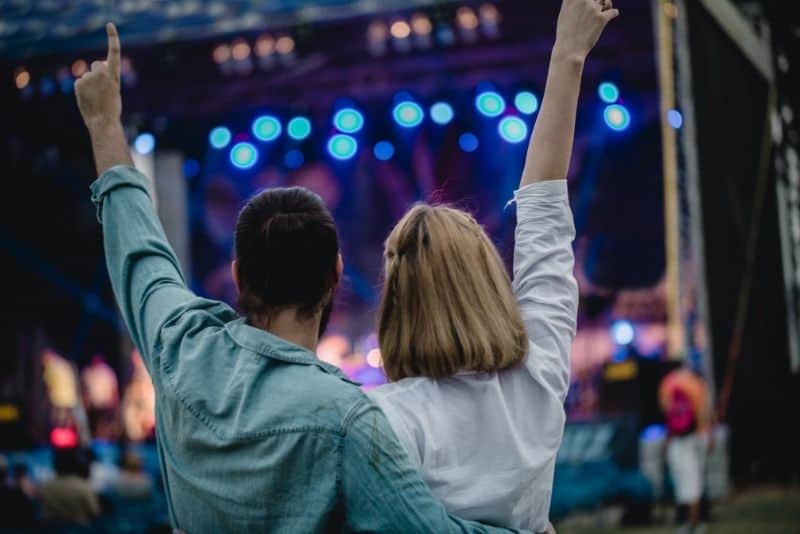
327;134;358;160
287;116;312;140
373;140;395;160
252;115;282;142
475;91;506;117
604;104;631;131
498;117;528;143
230;142;259;169
393;101;424;127
611;320;635;345
459;132;479;152
133;133;155;155
334;108;364;134
209;126;232;149
598;82;620;103
667;109;684;129
514;91;539;115
430;102;454;125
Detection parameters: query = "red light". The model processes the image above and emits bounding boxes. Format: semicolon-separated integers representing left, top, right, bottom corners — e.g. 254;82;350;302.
50;427;79;448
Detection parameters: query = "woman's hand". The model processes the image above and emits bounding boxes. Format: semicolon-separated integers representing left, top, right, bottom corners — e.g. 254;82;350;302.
553;0;619;63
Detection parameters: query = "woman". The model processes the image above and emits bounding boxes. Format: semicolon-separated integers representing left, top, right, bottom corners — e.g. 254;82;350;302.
368;1;618;530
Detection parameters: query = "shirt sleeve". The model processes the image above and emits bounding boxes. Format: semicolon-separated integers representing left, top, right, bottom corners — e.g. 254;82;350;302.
340;398;525;533
366;389;423;469
512;180;579;402
90;165;210;371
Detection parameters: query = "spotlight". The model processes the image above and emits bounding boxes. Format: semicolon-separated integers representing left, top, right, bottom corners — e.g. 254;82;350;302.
333;108;364;134
667;109;683;129
133;133;155;155
328;134;358;160
230;142;259;169
475;91;505;117
393;101;424;128
456;6;479;30
284;149;304;169
255;34;275;57
213;44;231;64
276;35;295;55
498;117;528;143
373;140;395;161
252;115;282;142
287;117;312;140
604;104;631;131
231;39;251;61
514;91;539;115
430;102;454;125
14;68;30;90
611;320;635;345
209;127;232;149
459;133;479;152
71;59;87;78
411;13;433;35
598;82;620;103
390;20;411;39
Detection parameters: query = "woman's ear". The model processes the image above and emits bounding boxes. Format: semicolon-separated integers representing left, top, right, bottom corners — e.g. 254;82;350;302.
335;253;344;284
231;260;240;292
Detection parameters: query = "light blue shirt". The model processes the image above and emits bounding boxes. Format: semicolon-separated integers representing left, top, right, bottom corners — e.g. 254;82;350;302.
91;165;522;533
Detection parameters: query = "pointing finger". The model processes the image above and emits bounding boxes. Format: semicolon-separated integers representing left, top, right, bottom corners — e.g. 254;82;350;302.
106;22;121;79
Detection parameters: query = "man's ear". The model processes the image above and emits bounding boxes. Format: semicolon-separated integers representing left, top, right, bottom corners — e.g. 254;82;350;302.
335;253;344;285
231;260;240;292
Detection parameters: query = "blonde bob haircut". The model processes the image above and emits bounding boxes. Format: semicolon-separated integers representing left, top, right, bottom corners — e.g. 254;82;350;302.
378;204;528;382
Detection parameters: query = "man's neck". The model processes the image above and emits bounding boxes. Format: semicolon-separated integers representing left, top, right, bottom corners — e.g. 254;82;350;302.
253;309;320;353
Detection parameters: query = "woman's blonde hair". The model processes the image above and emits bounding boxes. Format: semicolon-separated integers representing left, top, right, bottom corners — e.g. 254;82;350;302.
378;204;528;382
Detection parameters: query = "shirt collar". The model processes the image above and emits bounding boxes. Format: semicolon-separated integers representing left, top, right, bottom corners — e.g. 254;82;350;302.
224;317;360;386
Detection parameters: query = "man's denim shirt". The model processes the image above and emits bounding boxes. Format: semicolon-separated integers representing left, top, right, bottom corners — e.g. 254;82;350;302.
90;166;521;533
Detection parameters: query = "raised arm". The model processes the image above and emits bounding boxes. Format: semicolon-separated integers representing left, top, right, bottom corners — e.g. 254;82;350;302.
521;0;618;186
513;1;616;400
76;24;210;368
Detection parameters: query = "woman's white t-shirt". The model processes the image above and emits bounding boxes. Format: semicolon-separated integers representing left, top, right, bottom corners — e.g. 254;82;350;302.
368;179;578;532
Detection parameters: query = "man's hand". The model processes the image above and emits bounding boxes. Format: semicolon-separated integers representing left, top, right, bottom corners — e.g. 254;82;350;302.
75;23;122;130
76;22;133;175
553;0;619;62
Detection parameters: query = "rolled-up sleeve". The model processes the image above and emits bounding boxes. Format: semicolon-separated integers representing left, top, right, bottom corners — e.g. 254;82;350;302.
91;165;200;370
512;180;579;402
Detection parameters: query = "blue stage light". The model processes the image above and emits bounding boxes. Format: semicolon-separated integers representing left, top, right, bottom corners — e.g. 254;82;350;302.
514;91;539;115
598;82;620;103
611;320;635;345
373;140;395;161
333;108;364;133
498;117;528;143
430;102;454;125
327;134;358;160
287;117;312;140
209;126;232;149
230;142;258;169
604;104;631;131
252;115;282;142
459;133;479;152
133;133;155;155
667;109;684;129
475;91;505;117
393;101;424;127
284;149;305;169
182;159;200;179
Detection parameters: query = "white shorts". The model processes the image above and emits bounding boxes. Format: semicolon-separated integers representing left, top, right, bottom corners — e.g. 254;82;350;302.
667;432;708;504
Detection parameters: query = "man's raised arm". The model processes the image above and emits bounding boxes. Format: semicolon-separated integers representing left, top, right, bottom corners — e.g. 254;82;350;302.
76;24;207;368
521;0;618;186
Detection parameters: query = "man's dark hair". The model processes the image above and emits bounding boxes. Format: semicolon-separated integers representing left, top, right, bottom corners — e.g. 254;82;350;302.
234;187;339;325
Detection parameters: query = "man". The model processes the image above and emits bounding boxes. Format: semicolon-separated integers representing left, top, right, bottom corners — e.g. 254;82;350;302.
75;23;521;532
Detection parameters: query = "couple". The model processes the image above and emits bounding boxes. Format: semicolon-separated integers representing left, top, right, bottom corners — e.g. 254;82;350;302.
75;1;617;531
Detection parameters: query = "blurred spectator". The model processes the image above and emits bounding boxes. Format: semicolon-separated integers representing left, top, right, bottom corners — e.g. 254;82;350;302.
39;447;100;526
0;455;36;528
659;367;712;533
112;452;152;500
